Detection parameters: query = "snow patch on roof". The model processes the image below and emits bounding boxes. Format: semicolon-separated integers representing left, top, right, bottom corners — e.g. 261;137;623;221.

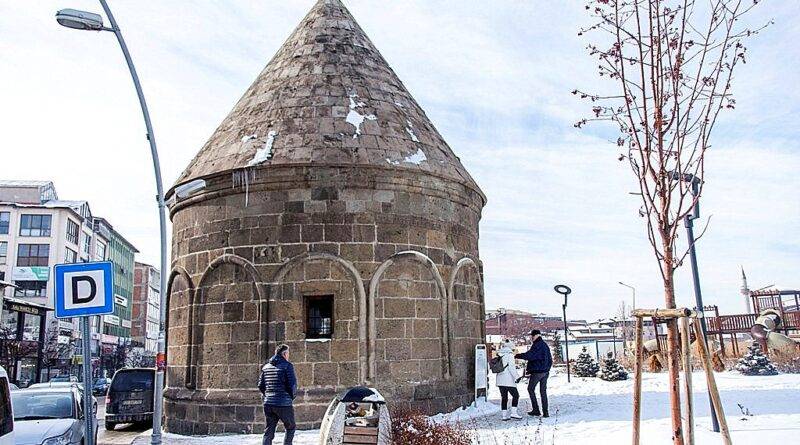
346;94;376;139
247;130;278;166
405;120;419;142
386;148;428;166
404;148;427;165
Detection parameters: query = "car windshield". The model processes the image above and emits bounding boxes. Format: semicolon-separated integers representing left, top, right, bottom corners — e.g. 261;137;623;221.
111;370;153;392
12;391;74;420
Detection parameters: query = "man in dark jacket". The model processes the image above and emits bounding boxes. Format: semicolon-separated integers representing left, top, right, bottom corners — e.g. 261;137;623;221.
515;329;553;417
258;344;298;445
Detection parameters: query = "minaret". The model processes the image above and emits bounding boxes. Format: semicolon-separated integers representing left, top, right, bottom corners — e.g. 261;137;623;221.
740;267;752;314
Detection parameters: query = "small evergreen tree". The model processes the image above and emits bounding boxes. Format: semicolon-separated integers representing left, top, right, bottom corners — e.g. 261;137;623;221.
599;351;629;381
574;346;599;377
736;343;778;376
552;332;564;363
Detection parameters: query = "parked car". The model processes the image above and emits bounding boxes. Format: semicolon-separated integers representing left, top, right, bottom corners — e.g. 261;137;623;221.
0;366;14;445
105;368;155;431
49;375;79;383
10;385;97;445
28;381;84;391
92;378;112;396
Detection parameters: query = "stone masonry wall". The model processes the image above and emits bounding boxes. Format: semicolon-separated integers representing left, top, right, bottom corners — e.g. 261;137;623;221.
163;165;484;433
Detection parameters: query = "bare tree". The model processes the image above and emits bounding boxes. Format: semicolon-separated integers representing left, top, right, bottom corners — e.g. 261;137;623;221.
42;322;76;379
0;325;39;383
574;0;767;442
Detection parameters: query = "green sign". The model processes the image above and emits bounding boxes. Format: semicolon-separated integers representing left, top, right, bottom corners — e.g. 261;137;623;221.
12;266;50;281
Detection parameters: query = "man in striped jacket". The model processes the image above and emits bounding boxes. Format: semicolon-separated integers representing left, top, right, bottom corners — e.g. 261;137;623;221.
258;344;298;445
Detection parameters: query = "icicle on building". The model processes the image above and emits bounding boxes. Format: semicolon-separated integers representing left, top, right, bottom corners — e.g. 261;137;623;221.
164;0;486;434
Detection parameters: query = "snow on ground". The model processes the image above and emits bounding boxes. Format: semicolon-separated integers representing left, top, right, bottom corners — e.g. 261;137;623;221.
437;369;800;444
132;370;800;444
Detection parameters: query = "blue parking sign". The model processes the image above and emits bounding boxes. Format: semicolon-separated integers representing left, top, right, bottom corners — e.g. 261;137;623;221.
54;261;115;319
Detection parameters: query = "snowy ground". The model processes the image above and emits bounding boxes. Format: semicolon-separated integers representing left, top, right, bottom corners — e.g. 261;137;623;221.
131;369;800;444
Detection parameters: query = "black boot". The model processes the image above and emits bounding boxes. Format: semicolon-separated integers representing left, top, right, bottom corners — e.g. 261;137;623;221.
542;411;550;418
527;409;541;416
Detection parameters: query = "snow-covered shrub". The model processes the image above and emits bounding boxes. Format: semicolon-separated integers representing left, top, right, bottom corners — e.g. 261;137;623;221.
574;346;599;377
552;332;564;363
736;343;778;376
599;351;629;381
390;409;470;445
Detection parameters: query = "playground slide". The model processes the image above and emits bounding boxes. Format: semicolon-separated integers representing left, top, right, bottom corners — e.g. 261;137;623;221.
751;310;799;354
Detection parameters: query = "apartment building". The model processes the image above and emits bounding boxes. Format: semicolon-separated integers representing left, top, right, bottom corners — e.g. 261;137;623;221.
0;180;137;381
132;262;160;357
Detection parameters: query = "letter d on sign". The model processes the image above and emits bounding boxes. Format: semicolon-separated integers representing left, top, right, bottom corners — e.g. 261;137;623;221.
72;275;97;304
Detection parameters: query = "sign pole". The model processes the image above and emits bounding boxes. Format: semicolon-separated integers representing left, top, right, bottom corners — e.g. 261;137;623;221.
81;316;95;445
54;261;114;445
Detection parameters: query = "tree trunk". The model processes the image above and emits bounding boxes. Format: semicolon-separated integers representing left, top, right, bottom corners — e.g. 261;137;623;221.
663;259;685;445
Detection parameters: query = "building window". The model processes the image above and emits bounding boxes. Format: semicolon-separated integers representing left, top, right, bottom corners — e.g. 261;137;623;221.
0;212;9;234
305;295;334;339
19;214;52;237
65;248;77;264
66;220;79;244
82;234;91;255
14;281;47;298
95;241;106;261
0;242;6;264
17;244;50;266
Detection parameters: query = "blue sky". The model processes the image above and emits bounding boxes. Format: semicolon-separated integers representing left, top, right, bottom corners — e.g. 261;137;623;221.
1;1;797;320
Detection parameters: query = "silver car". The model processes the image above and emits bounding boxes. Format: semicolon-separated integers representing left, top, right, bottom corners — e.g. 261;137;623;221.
10;385;97;445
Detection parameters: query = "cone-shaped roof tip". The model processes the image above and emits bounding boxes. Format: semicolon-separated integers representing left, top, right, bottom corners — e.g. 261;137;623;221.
173;0;483;202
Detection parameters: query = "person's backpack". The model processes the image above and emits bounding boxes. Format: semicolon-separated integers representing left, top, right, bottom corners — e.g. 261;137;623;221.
489;355;507;374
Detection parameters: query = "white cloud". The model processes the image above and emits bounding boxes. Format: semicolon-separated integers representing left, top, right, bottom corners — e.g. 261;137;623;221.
0;1;797;320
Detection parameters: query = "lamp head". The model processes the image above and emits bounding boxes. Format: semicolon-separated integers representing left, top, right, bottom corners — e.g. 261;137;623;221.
554;284;572;296
56;9;104;31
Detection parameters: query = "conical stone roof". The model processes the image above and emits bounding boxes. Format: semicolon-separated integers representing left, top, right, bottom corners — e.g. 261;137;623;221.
174;0;483;199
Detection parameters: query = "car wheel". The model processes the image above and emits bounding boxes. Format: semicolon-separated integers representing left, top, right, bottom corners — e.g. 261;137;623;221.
105;421;116;431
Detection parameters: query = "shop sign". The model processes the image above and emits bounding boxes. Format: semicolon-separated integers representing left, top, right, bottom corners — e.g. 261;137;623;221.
12;266;50;281
5;302;44;316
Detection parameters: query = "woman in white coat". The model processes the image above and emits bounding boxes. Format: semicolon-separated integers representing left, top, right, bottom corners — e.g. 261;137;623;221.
496;340;522;420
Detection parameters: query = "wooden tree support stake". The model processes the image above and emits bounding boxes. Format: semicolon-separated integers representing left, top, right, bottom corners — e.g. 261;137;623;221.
632;308;701;319
632;315;644;445
680;317;695;445
693;320;733;445
632;311;732;445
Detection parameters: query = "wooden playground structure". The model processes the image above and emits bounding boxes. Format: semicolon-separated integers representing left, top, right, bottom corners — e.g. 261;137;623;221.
647;289;800;358
705;289;800;356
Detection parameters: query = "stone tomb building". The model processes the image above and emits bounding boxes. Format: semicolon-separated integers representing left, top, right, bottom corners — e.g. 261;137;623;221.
164;0;486;434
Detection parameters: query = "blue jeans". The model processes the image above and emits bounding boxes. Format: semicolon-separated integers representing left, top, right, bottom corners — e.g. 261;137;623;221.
263;405;295;445
527;371;549;415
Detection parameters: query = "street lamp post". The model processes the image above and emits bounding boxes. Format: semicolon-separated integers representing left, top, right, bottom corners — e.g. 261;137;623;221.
611;318;617;358
56;4;169;444
618;281;636;311
554;285;572;383
674;171;720;433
